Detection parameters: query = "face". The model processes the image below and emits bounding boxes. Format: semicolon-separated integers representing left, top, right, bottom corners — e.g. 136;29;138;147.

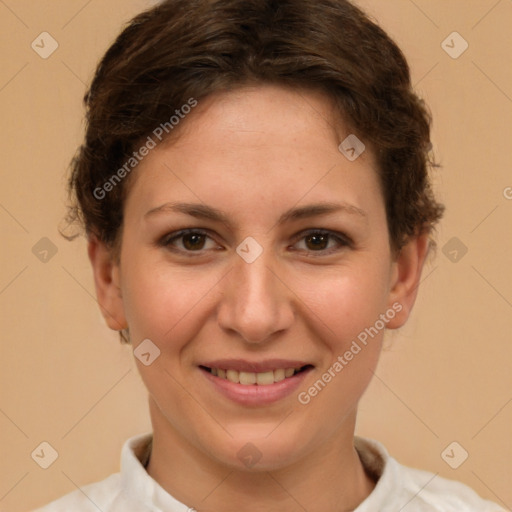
90;85;427;471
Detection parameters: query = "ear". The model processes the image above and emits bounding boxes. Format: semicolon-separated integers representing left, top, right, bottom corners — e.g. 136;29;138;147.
87;234;127;331
385;233;430;329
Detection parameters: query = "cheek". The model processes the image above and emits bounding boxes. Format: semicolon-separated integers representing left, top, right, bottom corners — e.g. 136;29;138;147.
298;261;391;345
120;253;225;350
294;266;388;422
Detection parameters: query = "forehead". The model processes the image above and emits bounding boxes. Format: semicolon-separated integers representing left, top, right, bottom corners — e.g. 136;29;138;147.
124;85;382;222
171;85;348;153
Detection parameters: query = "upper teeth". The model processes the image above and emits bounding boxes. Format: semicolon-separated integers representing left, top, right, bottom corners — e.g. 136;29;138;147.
210;367;300;385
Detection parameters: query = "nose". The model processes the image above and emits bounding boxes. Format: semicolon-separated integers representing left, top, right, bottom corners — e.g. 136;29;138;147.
216;248;295;345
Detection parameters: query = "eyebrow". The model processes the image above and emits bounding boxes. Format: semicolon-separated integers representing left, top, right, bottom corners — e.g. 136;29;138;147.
144;201;367;228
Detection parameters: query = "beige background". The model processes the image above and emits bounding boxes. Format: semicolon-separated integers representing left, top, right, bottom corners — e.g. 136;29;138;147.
0;1;511;510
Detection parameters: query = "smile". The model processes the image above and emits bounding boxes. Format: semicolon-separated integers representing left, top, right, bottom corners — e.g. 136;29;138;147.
201;365;311;385
199;362;314;406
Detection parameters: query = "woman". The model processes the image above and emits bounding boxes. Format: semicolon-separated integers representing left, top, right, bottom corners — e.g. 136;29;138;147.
34;0;505;510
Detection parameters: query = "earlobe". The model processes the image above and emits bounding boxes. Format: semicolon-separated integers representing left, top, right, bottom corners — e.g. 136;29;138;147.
87;234;128;331
386;234;430;329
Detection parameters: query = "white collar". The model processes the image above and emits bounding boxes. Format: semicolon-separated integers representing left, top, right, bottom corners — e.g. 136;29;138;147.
115;432;392;511
117;432;191;511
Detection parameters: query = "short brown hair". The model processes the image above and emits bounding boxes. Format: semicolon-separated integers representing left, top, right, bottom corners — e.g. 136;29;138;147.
66;0;444;253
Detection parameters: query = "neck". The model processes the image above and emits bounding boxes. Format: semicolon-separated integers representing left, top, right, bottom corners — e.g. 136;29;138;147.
146;397;375;512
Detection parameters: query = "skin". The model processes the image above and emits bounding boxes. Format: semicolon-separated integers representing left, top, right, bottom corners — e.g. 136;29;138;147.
89;85;429;512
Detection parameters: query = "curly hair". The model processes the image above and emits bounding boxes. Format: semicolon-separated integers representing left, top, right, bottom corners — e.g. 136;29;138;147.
65;0;444;257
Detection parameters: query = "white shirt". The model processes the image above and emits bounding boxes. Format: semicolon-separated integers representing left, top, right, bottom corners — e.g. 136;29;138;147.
33;432;506;511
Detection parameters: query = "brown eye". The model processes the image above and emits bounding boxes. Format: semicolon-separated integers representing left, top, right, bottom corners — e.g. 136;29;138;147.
161;229;218;253
293;230;351;255
182;233;206;250
304;233;330;251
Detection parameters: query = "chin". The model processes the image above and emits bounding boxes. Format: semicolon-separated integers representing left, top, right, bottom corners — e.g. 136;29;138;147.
206;426;310;472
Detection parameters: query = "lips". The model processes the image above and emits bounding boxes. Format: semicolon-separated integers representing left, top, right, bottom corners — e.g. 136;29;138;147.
198;359;314;405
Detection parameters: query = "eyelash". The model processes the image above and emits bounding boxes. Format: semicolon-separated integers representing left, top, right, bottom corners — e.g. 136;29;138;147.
159;228;352;257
